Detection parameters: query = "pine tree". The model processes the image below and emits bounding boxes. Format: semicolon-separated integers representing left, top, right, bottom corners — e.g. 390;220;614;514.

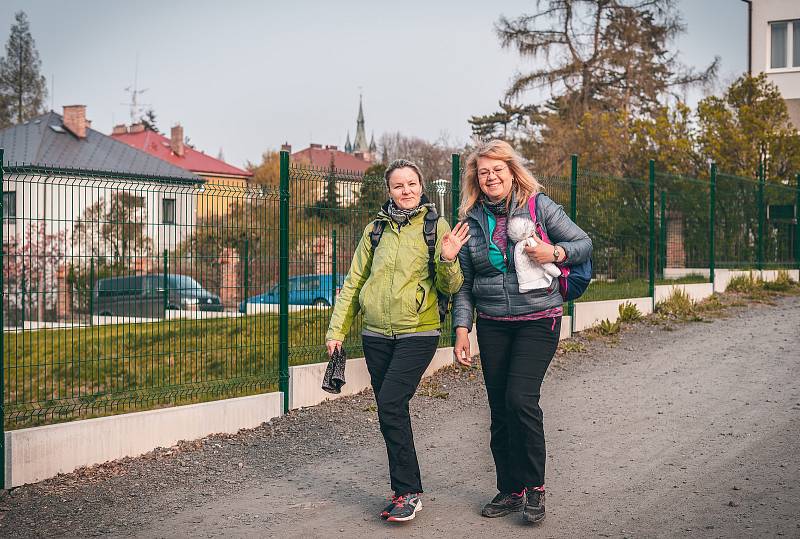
140;108;159;133
0;11;47;127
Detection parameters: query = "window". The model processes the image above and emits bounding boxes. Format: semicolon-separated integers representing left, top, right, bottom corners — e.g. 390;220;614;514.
795;22;800;67
162;198;176;224
3;191;16;219
770;20;800;69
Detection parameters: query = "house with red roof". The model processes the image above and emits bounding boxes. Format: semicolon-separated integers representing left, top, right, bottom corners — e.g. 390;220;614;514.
111;124;252;219
287;143;371;174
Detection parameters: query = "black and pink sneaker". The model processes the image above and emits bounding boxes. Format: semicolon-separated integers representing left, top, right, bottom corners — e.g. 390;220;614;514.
481;489;526;518
380;494;399;519
385;492;422;522
523;486;545;523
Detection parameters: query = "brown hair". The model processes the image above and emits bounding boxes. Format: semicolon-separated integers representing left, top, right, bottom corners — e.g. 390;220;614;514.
459;139;543;219
384;159;424;187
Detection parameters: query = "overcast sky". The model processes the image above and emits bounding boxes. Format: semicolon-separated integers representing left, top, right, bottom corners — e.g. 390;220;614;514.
0;0;747;168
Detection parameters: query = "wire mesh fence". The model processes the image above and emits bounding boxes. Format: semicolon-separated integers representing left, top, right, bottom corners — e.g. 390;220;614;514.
2;164;281;428
575;169;652;301
654;172;711;280
1;152;798;431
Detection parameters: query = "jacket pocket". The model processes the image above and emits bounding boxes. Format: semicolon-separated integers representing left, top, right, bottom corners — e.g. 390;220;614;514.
415;282;428;312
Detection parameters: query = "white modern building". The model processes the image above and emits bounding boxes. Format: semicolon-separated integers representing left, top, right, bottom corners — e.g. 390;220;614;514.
747;0;800;126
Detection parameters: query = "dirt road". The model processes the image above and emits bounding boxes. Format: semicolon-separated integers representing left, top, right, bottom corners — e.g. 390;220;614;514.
2;295;799;538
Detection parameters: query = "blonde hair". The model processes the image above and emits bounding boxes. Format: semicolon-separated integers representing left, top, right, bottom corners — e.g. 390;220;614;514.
459;139;543;219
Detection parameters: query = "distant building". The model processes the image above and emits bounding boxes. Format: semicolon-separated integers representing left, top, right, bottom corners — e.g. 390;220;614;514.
748;0;800;126
1;106;204;322
346;95;377;163
286;95;380;205
111;123;252;218
1;106;202;257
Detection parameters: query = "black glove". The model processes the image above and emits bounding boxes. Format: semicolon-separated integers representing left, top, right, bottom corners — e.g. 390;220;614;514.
321;346;346;394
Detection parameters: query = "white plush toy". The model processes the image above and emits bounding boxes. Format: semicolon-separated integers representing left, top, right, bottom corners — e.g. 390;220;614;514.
507;216;562;293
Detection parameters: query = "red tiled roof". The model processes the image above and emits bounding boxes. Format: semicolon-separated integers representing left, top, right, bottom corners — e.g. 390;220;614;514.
111;129;252;178
291;146;371;173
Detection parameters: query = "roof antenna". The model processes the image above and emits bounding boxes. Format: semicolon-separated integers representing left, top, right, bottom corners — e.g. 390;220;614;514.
122;53;150;124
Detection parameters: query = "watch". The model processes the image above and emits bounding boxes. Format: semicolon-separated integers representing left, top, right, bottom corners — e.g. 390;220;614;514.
553;246;559;262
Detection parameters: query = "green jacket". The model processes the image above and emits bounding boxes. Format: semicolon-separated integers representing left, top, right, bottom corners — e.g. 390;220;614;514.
326;207;463;341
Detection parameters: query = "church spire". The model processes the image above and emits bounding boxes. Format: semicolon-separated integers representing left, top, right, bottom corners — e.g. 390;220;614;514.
353;94;369;153
344;131;353;153
369;131;377;153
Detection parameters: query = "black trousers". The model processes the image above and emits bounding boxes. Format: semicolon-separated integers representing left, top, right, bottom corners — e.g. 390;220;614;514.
362;334;439;496
476;316;561;493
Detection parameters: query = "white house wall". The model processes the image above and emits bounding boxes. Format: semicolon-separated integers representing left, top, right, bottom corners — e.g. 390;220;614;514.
752;0;800;124
2;173;198;258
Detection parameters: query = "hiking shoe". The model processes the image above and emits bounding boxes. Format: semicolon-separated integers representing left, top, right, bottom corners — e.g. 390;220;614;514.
481;489;526;518
522;487;545;523
386;493;422;522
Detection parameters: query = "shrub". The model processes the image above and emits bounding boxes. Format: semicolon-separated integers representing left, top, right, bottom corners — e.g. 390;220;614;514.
763;270;794;292
726;272;761;293
618;301;642;323
656;288;695;318
597;318;621;335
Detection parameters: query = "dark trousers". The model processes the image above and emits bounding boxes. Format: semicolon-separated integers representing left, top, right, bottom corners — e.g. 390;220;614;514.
362;334;439;495
476;316;561;493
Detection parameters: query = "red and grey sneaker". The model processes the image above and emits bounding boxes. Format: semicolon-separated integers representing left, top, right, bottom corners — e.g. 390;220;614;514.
481;488;526;518
380;494;400;519
522;486;546;523
385;492;422;522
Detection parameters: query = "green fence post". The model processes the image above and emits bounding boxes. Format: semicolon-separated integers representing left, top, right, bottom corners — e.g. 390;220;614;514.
795;173;800;271
279;150;290;413
450;154;460;226
659;190;666;278
450;153;460;346
757;162;764;271
649;160;656;306
242;239;249;313
1;147;5;490
163;249;169;314
710;163;717;289
331;229;337;307
88;258;95;324
569;155;578;322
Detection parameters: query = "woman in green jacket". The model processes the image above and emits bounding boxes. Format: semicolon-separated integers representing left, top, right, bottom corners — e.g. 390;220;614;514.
326;158;469;523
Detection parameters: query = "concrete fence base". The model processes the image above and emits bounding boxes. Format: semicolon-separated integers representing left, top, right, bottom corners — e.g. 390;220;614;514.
4;392;283;488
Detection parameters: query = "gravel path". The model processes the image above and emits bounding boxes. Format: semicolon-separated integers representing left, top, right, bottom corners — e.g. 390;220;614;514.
1;294;798;538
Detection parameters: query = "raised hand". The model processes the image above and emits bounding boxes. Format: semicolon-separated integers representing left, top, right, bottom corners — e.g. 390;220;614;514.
440;221;471;262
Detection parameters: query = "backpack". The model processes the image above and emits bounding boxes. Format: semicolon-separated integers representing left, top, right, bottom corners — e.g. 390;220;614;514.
369;208;451;323
529;194;592;301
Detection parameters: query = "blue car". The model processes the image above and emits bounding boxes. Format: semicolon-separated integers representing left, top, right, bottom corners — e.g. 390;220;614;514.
239;274;345;313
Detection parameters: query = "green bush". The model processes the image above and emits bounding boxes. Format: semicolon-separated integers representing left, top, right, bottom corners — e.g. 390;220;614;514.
618;301;642;323
763;270;794;291
726;272;762;293
597;318;621;335
656;288;695;318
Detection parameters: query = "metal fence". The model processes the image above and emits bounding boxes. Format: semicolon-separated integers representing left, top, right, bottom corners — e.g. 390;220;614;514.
1;149;799;440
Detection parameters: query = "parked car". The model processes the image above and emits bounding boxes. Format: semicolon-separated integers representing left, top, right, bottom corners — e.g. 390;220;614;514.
239;274;344;313
95;274;223;317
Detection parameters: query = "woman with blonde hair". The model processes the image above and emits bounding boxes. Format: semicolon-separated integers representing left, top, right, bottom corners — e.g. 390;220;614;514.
452;139;591;524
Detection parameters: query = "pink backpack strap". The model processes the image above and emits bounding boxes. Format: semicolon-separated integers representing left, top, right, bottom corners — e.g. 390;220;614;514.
527;193;551;243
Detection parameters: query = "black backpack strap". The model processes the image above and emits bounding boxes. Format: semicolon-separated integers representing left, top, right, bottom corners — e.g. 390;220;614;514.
369;220;387;251
422;210;438;281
